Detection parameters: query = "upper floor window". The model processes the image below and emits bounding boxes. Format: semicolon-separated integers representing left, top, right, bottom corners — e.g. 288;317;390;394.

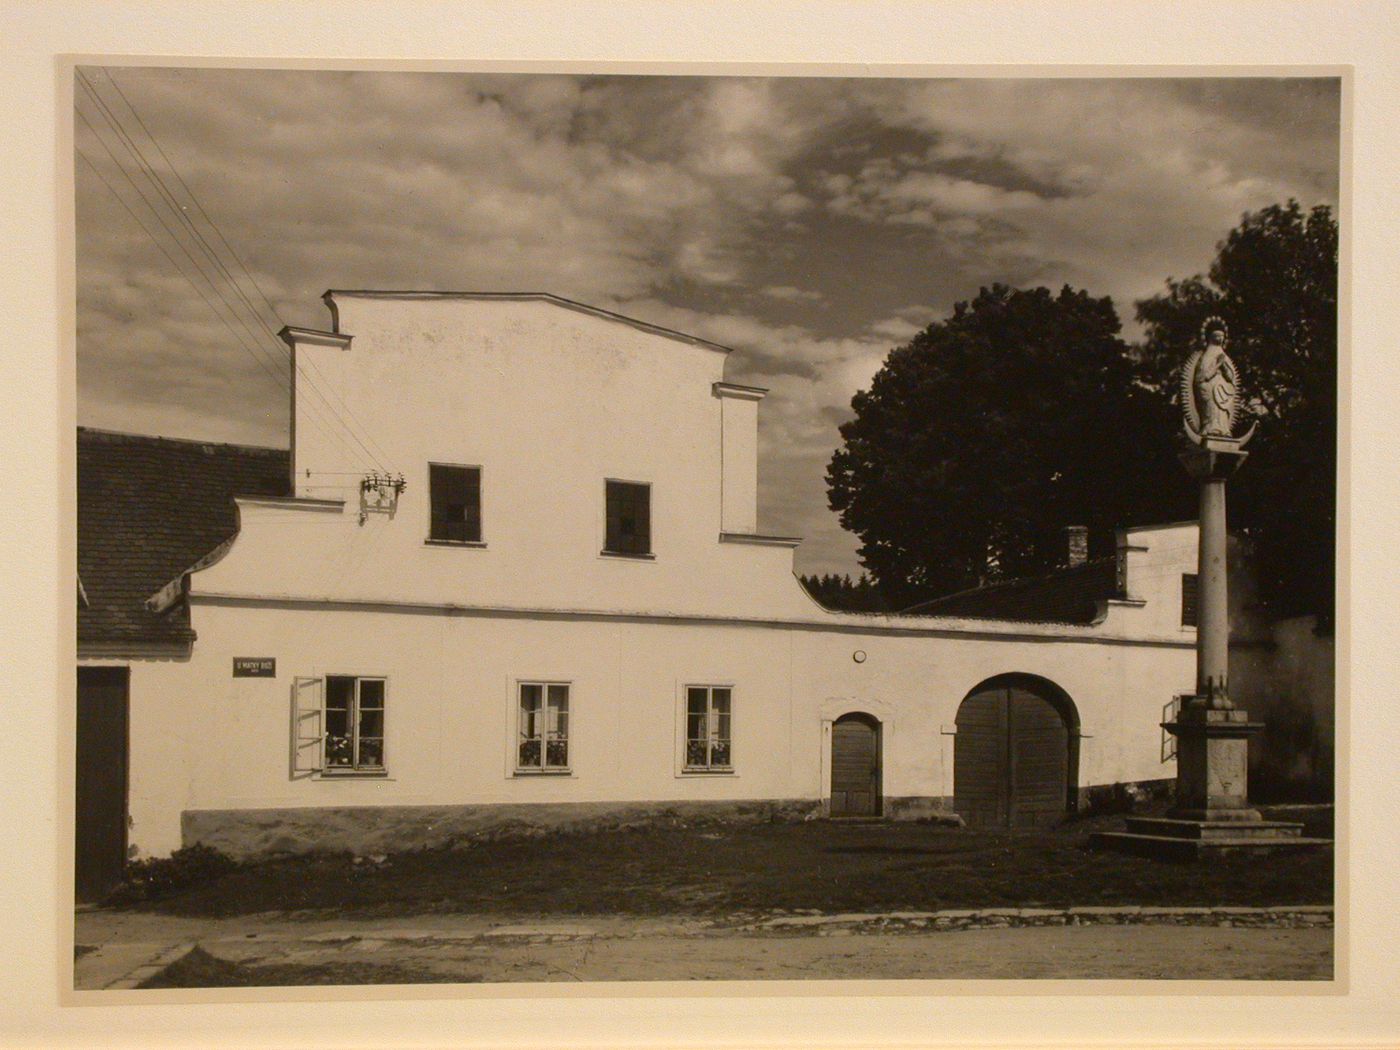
685;685;732;772
429;463;482;544
1181;573;1199;627
604;480;651;557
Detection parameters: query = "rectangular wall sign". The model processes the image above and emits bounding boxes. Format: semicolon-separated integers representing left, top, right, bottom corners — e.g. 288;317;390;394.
232;658;276;678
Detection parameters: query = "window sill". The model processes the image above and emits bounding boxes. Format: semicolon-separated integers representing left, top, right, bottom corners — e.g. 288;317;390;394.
424;538;487;549
316;770;391;780
682;767;735;776
513;768;574;777
599;549;655;561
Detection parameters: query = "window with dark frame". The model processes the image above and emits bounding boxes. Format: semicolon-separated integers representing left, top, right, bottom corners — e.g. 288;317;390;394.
323;675;386;772
517;682;570;771
429;463;482;543
685;686;732;771
604;480;651;556
1181;572;1199;627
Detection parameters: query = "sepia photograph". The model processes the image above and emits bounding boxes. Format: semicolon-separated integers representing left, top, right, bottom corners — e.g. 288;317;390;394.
68;63;1339;993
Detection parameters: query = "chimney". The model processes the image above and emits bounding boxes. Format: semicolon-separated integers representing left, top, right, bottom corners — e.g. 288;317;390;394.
1063;525;1088;568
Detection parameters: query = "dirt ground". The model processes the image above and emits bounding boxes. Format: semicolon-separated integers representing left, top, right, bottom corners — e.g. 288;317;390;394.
74;909;1334;987
443;925;1334;982
121;810;1334;920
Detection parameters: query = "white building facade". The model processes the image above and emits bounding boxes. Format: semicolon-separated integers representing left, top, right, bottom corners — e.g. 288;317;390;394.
98;292;1201;860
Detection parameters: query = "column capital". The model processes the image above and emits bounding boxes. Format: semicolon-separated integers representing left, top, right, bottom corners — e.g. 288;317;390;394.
1178;441;1249;481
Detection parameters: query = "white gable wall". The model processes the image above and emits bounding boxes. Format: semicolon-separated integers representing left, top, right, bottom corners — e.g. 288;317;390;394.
227;294;815;620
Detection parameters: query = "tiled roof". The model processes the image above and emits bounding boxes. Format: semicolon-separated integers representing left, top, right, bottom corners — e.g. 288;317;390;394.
77;428;289;655
902;557;1120;625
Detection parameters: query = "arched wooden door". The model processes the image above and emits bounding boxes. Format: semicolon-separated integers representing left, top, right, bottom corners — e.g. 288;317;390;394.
954;678;1076;828
830;713;881;817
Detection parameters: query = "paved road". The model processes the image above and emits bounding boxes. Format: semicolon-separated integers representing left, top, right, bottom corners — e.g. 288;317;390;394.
74;910;1333;988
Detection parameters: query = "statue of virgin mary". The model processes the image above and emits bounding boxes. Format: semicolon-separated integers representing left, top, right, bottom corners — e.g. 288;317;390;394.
1182;317;1239;438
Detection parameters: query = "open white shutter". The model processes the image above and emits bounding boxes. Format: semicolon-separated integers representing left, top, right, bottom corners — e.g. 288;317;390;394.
291;676;324;776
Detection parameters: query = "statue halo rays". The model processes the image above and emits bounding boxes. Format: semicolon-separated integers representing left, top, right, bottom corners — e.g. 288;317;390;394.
1180;316;1256;447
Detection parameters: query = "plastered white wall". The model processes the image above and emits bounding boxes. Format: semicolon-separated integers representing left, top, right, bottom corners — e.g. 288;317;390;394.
124;601;1193;856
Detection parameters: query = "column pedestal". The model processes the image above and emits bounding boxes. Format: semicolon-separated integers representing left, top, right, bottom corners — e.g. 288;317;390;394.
1090;703;1325;859
1165;706;1264;822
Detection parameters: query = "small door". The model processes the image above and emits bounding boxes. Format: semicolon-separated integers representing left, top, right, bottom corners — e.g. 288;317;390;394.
76;666;129;902
954;684;1070;829
830;713;881;817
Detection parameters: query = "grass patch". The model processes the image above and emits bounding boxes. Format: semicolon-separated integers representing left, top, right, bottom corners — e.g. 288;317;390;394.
104;844;237;906
129;806;1332;921
138;945;476;988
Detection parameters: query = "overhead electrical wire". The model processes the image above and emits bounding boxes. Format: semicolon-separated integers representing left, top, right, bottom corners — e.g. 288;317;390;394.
76;110;372;472
75;69;392;474
76;147;296;400
97;69;396;473
76;75;387;474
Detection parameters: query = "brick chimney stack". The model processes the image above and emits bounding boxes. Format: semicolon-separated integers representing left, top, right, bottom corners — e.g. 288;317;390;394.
1063;525;1088;567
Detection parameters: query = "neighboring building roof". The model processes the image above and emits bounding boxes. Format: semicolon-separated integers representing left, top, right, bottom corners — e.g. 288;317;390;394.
77;428;289;656
902;556;1121;625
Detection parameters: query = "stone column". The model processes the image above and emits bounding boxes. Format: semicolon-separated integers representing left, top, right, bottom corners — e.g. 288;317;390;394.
1193;458;1233;703
1167;442;1262;822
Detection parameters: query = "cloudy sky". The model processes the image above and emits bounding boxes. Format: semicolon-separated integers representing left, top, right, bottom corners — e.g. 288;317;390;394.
74;68;1339;576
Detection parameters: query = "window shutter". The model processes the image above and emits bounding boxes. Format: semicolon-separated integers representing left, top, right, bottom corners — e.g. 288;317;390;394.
605;481;624;552
291;676;325;776
1181;573;1199;627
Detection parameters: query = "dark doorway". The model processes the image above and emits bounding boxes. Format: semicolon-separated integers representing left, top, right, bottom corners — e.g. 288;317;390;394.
76;666;129;902
954;675;1078;828
830;712;882;817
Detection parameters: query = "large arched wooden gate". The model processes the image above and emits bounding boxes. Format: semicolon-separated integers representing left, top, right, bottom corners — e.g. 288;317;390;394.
954;675;1078;828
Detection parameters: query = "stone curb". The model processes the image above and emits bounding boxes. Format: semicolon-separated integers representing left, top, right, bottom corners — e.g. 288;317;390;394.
99;904;1337;985
742;905;1333;933
105;941;198;990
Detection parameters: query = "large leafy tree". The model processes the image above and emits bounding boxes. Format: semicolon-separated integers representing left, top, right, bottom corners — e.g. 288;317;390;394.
1136;201;1337;629
827;284;1186;609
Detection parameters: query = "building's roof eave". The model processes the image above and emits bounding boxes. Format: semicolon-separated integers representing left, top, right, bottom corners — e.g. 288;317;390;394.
901;556;1117;615
322;290;738;356
188;590;1195;649
78;639;193;661
76;426;287;459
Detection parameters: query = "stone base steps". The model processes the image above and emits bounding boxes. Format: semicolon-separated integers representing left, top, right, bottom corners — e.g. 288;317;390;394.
1089;829;1332;861
1124;817;1305;840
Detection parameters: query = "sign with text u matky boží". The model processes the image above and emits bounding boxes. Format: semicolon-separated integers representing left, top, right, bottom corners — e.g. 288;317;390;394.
232;657;276;678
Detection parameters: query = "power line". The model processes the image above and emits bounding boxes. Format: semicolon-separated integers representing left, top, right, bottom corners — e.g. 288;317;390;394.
98;69;397;471
76;74;390;472
76;137;369;465
76;147;292;399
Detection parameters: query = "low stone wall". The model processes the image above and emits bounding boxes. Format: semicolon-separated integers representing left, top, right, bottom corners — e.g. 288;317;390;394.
882;796;963;824
1076;777;1174;813
182;798;824;859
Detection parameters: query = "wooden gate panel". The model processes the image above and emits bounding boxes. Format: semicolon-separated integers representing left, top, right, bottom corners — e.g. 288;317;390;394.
1009;689;1069;828
956;683;1071;829
76;667;129;902
954;689;1008;827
